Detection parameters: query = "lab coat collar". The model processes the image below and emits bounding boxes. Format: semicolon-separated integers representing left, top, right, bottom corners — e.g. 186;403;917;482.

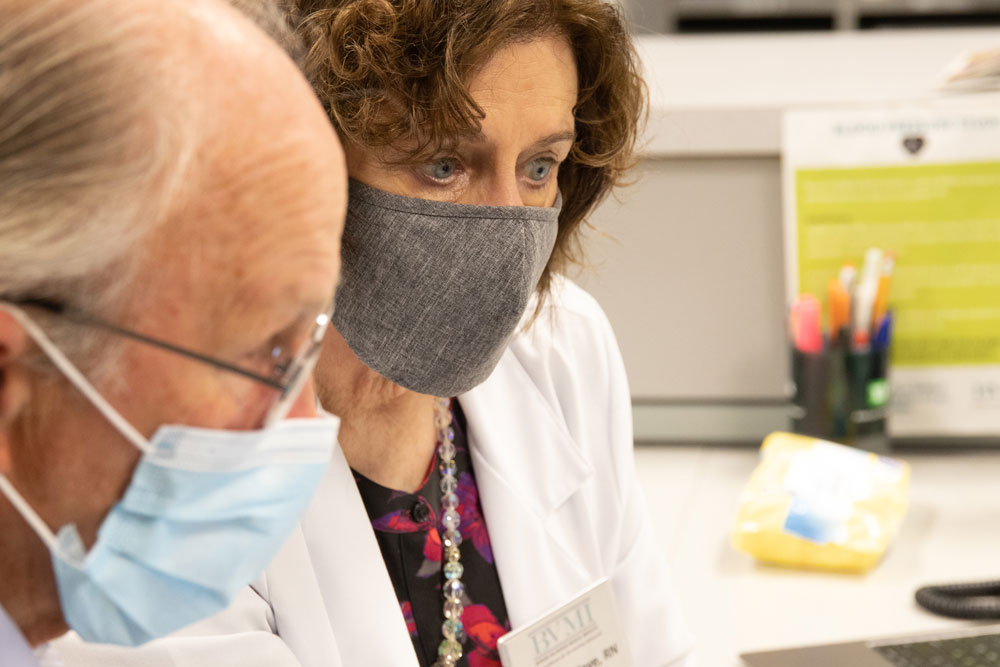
459;345;592;518
459;344;597;626
297;442;420;666
297;340;597;660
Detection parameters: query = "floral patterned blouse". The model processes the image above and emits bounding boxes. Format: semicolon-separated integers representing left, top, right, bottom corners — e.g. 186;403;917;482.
353;402;511;667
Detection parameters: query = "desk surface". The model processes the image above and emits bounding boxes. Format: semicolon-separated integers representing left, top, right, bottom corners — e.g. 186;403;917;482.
635;444;1000;666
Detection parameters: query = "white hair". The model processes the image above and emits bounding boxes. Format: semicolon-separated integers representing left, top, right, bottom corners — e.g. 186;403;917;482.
228;0;305;65
0;0;196;316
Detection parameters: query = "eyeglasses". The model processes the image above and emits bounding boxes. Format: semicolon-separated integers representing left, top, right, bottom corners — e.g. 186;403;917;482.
7;297;334;427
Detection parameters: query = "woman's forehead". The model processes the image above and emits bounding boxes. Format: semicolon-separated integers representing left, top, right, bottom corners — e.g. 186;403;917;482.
467;36;577;103
461;37;577;149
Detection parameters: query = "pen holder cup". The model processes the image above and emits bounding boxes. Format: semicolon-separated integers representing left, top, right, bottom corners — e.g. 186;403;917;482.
789;345;891;455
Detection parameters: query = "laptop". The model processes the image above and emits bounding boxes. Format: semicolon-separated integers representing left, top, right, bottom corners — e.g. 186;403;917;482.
741;624;1000;666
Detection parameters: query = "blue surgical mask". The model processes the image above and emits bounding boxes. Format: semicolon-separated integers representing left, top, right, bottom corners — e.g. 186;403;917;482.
0;306;339;646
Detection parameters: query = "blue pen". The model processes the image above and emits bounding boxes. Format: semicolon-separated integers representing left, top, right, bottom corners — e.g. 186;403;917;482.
874;311;893;351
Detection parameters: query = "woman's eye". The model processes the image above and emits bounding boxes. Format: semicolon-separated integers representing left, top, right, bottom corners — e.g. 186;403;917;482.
525;158;555;183
421;158;459;182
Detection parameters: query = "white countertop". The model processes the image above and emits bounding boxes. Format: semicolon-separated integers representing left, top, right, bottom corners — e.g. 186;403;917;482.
635;443;1000;666
637;29;1000;156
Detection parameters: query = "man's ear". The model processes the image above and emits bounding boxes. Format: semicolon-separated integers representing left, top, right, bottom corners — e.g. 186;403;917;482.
0;309;30;475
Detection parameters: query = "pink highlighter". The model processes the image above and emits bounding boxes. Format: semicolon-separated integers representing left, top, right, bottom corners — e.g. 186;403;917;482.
791;294;823;354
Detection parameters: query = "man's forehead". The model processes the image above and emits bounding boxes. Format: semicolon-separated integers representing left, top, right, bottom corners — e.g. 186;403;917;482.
139;227;338;354
224;272;333;331
143;154;342;309
125;0;346;324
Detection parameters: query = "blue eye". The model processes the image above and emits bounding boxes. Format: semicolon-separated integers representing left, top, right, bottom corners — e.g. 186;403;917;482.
423;158;459;181
526;158;554;183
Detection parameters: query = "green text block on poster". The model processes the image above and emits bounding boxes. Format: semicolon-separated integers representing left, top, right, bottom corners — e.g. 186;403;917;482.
795;161;1000;366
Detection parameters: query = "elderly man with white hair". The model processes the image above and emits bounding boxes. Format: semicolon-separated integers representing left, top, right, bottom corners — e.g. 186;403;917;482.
0;0;347;664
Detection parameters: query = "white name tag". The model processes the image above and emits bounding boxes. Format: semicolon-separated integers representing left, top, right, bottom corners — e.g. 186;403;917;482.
497;578;631;667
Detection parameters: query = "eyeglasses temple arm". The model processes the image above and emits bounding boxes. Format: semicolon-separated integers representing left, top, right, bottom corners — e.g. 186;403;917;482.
11;298;287;392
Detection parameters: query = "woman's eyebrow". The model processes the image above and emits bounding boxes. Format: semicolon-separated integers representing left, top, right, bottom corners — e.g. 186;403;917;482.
449;128;576;157
524;130;576;153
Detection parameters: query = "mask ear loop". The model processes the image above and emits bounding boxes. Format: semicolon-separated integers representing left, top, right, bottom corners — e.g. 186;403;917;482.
0;304;151;454
0;473;61;553
0;304;153;556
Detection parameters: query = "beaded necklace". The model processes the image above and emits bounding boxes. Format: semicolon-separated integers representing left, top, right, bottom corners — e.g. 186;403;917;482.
432;398;466;667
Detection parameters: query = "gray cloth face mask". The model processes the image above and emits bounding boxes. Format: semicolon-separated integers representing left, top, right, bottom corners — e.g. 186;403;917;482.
333;179;561;397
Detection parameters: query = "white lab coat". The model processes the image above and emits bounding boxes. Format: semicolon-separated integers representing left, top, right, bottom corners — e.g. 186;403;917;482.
54;278;696;667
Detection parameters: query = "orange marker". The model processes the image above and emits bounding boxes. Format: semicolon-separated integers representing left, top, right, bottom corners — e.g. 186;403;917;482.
828;278;850;342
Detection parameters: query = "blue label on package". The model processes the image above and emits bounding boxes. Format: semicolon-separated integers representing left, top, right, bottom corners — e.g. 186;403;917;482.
784;498;842;544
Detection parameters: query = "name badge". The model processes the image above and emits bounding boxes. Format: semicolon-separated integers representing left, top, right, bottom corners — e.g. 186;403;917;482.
497;578;630;667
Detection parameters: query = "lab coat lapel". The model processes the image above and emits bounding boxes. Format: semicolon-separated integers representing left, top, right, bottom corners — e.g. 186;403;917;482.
298;444;420;666
459;346;597;628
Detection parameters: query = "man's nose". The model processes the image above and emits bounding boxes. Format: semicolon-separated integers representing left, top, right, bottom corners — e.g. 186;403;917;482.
285;376;319;419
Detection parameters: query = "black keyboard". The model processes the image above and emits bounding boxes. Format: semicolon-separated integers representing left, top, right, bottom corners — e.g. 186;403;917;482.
873;633;1000;667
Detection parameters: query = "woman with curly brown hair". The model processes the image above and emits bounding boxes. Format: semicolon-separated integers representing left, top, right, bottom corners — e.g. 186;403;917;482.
273;2;697;666
53;1;697;667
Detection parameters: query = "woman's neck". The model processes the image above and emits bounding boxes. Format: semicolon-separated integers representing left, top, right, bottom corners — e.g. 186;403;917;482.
315;332;440;493
337;390;437;493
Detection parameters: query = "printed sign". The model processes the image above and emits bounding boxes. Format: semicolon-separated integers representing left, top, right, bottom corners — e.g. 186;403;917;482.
784;100;1000;436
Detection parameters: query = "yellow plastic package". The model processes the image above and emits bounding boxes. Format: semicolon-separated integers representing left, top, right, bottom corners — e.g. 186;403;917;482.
732;432;910;573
